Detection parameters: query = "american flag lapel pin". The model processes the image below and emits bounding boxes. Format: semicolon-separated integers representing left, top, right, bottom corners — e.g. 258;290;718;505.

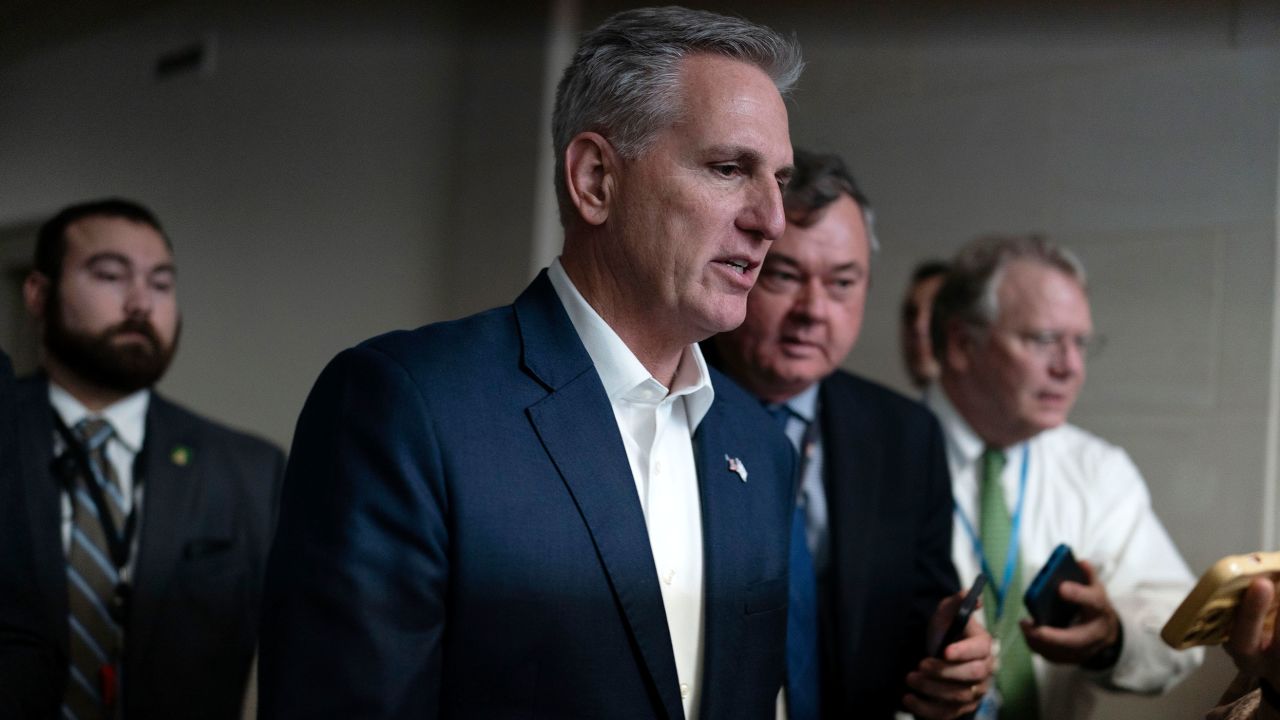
725;454;748;482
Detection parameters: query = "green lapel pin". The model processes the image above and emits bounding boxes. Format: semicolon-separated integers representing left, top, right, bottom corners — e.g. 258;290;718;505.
170;445;192;467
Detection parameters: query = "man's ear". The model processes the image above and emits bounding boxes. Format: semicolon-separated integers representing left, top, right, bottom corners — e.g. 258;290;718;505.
23;272;50;321
944;319;973;374
564;131;617;227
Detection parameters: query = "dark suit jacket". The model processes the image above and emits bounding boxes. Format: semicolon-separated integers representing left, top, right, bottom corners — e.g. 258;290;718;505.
7;375;284;719
259;272;796;719
816;371;958;718
0;350;63;718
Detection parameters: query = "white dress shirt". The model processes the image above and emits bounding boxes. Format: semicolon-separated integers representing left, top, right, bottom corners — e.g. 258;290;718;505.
51;382;150;571
549;259;713;719
928;388;1204;720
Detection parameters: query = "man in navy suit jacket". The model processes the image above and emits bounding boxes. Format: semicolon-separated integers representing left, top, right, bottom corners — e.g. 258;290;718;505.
260;7;802;719
0;346;62;718
710;149;995;719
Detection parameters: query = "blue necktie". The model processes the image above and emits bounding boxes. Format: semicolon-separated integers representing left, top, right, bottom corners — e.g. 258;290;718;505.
768;405;820;720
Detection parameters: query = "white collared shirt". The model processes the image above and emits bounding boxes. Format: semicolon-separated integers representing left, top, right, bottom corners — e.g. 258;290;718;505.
50;382;150;561
927;388;1203;720
549;259;712;719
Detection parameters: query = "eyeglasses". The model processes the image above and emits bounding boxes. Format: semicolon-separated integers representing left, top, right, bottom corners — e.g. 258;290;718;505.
1012;329;1107;362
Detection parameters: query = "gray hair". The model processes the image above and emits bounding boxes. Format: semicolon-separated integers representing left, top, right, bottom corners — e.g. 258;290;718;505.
552;6;804;226
784;147;880;255
930;234;1087;361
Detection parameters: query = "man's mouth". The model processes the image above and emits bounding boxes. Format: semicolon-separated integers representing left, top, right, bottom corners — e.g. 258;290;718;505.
717;258;752;274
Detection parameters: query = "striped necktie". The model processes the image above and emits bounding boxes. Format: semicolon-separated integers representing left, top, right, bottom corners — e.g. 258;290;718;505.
64;418;125;720
979;447;1038;720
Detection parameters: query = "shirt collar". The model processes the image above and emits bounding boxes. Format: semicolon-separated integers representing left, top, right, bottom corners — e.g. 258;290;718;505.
48;382;150;453
925;383;984;470
547;259;715;430
776;382;819;424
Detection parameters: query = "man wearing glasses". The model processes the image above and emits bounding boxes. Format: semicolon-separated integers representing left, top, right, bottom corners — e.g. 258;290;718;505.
927;235;1203;720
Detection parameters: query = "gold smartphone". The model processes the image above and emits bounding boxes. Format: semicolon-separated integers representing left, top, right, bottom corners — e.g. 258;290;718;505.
1161;551;1280;650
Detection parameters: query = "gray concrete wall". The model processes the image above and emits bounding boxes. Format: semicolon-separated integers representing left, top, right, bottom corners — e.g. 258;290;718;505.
3;2;1278;717
0;0;548;450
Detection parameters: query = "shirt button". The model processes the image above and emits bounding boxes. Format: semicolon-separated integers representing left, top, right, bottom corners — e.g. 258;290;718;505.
663;569;675;585
680;682;690;698
654;461;663;474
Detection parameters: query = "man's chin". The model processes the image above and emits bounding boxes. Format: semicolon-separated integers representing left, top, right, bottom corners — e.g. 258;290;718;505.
1026;410;1070;436
760;363;825;398
695;303;749;338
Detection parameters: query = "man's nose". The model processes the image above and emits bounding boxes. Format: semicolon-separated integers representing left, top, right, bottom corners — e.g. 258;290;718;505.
123;277;152;317
792;278;829;322
739;179;786;242
1049;340;1085;378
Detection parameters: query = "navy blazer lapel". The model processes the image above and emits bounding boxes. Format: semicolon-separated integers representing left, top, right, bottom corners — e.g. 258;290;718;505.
16;379;70;646
128;395;200;663
516;273;683;720
689;396;754;718
819;378;881;639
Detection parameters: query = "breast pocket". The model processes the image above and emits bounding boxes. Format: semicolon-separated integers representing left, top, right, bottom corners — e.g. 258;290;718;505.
177;536;247;619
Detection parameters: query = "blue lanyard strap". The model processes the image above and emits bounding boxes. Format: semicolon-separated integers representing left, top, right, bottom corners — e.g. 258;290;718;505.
954;443;1030;618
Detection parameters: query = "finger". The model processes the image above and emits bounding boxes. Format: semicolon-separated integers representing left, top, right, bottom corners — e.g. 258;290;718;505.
1078;559;1100;584
914;657;994;684
1227;578;1273;658
903;689;983;720
928;592;963;640
1268;579;1280;654
904;676;986;711
937;615;993;662
1058;578;1111;615
939;632;993;663
963;614;991;642
932;592;962;625
1021;617;1108;658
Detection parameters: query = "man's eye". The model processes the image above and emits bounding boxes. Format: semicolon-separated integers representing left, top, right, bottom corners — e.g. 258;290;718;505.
712;164;740;178
1030;332;1060;347
92;270;124;282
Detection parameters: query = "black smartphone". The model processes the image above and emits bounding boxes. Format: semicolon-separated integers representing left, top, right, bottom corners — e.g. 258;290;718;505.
1024;543;1088;628
932;573;987;658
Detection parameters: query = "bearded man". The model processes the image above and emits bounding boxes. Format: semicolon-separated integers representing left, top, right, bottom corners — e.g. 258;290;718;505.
5;198;284;720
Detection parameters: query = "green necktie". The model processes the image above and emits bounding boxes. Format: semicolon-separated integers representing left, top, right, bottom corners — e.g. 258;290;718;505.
979;447;1039;720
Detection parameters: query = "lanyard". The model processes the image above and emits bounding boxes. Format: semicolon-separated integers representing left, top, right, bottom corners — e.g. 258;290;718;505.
954;443;1029;619
51;411;146;581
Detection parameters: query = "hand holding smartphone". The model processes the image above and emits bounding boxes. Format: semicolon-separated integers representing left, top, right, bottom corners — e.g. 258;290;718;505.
1024;543;1088;628
1162;551;1280;649
932;574;988;658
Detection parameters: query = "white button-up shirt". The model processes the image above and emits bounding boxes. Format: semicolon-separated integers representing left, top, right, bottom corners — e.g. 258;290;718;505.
927;387;1203;720
549;260;713;720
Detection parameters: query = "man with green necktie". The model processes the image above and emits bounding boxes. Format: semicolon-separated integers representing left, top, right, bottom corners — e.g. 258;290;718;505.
926;234;1202;720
